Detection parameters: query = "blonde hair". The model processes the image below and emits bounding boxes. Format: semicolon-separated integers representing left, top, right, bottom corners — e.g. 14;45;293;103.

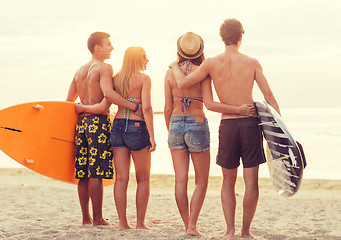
114;47;146;98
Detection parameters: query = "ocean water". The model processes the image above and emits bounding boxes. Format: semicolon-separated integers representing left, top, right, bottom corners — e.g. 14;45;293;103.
1;108;341;180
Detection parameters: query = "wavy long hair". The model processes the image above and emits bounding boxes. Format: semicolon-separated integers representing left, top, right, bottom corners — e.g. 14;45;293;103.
114;46;146;98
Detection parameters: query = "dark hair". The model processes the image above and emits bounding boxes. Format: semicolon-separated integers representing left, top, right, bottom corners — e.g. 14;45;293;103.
177;53;205;66
220;18;244;46
87;32;111;53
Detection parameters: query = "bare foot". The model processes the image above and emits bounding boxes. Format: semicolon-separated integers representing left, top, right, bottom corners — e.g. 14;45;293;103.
186;226;202;236
82;217;93;225
119;222;133;231
93;218;111;226
136;224;149;230
223;231;235;238
240;232;254;239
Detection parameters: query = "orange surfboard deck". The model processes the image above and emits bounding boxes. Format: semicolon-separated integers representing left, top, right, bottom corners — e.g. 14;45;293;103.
0;101;115;186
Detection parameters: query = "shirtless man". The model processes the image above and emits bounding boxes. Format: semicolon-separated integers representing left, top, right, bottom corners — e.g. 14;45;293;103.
170;19;280;238
66;32;140;226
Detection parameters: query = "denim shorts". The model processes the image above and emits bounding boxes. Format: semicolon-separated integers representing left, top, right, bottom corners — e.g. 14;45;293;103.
168;116;210;152
111;118;150;151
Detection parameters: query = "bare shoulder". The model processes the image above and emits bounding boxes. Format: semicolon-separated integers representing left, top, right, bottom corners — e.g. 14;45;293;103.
141;73;151;82
165;69;174;81
241;53;261;67
137;73;151;86
100;62;113;72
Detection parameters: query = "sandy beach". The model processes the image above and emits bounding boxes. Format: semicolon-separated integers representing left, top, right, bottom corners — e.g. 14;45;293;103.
1;168;340;240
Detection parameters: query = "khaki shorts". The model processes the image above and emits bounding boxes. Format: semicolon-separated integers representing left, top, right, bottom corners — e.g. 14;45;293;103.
216;117;266;169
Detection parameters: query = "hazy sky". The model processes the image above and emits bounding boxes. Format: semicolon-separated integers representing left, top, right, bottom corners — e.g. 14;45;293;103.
1;0;341;111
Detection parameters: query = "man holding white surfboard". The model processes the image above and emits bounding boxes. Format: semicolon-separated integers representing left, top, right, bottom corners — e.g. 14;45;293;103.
66;32;140;226
170;19;280;238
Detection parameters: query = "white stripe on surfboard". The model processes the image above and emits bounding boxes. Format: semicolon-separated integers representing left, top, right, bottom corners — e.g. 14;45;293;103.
258;112;272;117
273;156;300;169
278;187;294;196
271;161;300;178
264;129;287;138
259;121;280;127
270;150;298;165
269;149;290;158
273;181;295;194
273;179;295;194
273;174;297;188
267;139;293;148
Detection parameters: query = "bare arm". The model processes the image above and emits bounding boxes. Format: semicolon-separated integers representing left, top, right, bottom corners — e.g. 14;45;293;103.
169;60;210;88
254;60;281;115
164;70;174;130
75;98;111;114
100;64;140;112
201;77;257;116
141;75;156;152
66;77;78;102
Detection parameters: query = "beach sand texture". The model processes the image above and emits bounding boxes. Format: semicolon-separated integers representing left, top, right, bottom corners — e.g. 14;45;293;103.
1;168;340;240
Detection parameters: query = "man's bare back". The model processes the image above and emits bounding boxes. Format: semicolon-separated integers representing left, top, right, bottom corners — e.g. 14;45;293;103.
74;60;112;112
203;49;259;119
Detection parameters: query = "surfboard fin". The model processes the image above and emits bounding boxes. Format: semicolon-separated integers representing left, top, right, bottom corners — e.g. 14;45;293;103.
33;104;44;110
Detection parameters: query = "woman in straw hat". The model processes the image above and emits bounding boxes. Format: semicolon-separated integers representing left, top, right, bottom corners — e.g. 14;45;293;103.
164;32;253;236
164;32;212;236
77;46;156;230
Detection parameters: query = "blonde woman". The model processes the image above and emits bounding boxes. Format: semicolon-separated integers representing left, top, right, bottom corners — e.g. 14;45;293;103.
164;32;254;236
77;46;156;230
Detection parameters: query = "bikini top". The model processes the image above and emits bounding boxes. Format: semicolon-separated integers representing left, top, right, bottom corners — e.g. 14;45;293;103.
172;60;203;114
123;97;141;131
172;96;203;114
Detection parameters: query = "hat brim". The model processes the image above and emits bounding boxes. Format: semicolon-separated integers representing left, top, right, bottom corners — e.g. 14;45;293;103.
177;37;204;60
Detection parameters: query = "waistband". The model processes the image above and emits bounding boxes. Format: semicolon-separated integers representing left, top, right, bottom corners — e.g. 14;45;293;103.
220;117;259;126
78;113;109;119
170;115;208;124
114;118;146;124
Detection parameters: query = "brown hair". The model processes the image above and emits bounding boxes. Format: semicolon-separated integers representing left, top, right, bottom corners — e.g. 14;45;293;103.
177;53;205;66
87;32;111;53
219;18;244;46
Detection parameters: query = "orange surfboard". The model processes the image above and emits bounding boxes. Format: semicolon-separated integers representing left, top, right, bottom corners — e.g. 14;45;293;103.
0;101;115;186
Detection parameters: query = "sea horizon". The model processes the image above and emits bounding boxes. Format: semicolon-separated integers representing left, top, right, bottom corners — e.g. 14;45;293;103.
1;106;340;180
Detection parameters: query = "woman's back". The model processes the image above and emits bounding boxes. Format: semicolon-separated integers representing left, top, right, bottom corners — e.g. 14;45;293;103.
168;63;205;117
114;73;147;120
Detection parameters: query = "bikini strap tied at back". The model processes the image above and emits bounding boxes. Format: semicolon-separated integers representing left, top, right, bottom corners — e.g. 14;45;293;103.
173;96;203;114
123;97;141;131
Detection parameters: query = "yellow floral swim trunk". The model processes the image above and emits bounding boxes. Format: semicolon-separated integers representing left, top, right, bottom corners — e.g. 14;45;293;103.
74;115;114;179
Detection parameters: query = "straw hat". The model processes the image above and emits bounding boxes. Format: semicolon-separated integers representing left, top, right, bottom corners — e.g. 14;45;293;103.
177;32;204;59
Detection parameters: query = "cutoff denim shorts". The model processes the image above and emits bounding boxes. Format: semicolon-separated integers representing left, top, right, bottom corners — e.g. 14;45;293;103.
111;118;150;151
168;116;210;152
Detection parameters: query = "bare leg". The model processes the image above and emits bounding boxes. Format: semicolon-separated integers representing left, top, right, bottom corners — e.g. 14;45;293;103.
186;150;210;236
113;148;132;230
170;150;190;232
221;167;238;238
241;166;259;238
89;178;111;226
77;178;92;225
131;148;151;229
